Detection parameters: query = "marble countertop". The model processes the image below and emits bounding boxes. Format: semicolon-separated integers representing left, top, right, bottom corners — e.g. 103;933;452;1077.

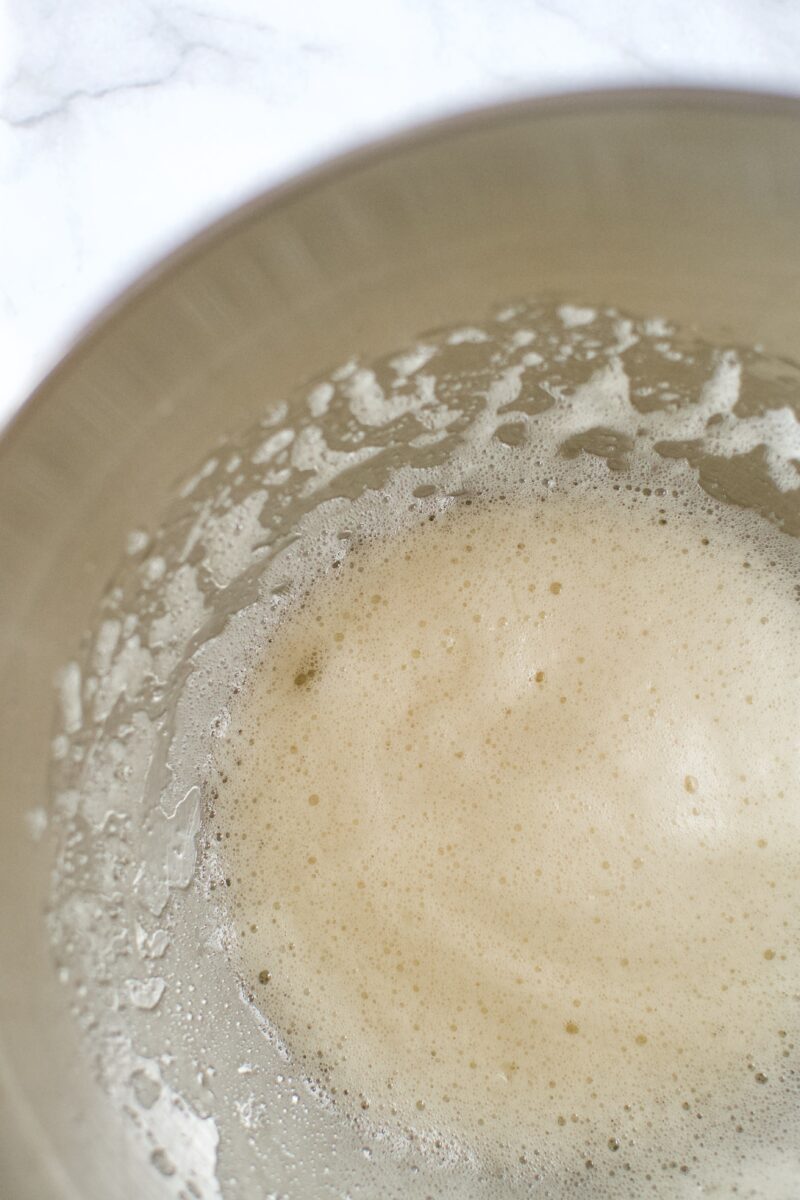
2;0;800;426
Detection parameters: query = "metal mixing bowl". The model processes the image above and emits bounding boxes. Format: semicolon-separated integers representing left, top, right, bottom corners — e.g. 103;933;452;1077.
1;89;799;1199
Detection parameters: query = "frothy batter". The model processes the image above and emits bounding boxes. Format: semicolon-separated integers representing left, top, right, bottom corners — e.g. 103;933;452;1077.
212;490;800;1181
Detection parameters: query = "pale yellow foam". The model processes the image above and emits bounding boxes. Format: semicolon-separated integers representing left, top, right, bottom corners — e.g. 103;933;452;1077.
214;491;800;1174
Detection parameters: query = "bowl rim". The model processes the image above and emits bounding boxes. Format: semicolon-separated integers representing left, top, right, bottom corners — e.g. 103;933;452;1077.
4;84;800;461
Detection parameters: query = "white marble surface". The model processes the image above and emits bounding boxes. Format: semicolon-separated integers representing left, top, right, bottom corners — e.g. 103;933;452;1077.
2;0;800;425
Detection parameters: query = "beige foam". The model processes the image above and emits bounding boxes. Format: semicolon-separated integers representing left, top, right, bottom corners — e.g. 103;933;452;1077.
214;490;800;1175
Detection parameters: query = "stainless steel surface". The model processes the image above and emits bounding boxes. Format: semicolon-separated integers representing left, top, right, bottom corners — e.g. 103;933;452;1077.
1;88;800;1198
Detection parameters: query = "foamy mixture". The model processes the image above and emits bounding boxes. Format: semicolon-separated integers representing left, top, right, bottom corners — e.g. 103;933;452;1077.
48;298;800;1196
213;489;800;1177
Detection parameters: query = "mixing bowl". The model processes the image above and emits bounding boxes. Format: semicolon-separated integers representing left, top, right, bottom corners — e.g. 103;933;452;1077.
1;89;799;1199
